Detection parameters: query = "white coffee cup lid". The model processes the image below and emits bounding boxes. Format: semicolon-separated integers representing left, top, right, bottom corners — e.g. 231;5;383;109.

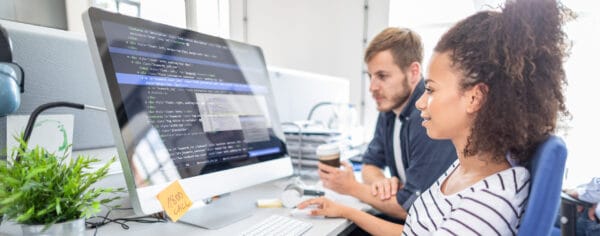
316;143;340;156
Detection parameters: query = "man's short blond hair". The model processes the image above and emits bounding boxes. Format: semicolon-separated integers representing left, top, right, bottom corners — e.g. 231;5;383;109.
364;27;423;70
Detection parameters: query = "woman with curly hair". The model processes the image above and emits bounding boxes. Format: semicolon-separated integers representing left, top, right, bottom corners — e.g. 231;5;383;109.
298;0;573;234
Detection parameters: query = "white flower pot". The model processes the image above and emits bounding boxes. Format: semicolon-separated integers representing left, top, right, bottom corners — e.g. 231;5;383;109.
21;218;85;236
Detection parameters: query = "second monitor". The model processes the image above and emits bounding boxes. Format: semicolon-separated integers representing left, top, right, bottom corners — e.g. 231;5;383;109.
83;7;294;228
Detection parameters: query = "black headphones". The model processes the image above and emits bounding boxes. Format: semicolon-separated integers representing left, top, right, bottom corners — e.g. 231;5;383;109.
281;182;325;208
0;24;25;116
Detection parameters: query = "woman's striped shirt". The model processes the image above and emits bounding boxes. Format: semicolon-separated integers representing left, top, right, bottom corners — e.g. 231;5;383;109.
403;160;530;236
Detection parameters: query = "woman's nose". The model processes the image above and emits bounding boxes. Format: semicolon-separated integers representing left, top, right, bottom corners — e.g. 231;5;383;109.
415;93;427;111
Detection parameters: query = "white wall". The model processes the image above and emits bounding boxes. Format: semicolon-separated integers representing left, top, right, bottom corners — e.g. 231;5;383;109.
65;0;90;33
561;9;600;187
267;66;350;123
229;0;390;137
0;0;67;30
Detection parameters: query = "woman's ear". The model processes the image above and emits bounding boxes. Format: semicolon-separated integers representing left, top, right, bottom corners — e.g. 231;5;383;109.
465;83;488;113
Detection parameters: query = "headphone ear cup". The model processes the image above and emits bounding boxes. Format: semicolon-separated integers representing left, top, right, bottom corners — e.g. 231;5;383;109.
0;63;21;116
0;24;23;116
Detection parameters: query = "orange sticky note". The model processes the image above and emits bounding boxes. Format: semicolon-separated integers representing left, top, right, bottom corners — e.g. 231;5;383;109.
156;180;193;222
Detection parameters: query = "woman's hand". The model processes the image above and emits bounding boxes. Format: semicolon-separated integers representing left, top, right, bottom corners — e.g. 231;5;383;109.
297;196;351;218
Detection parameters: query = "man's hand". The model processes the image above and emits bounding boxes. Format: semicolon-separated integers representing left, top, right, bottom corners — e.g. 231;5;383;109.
564;188;586;213
565;188;579;199
588;204;598;221
370;177;402;200
318;161;357;195
565;188;598;221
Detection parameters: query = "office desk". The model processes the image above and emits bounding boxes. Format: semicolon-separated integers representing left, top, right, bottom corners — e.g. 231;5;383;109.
0;148;371;236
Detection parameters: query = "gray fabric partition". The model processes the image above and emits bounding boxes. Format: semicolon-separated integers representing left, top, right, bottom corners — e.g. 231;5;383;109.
0;19;114;155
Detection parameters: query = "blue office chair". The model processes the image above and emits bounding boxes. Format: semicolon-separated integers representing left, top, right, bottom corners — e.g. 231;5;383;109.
517;135;567;236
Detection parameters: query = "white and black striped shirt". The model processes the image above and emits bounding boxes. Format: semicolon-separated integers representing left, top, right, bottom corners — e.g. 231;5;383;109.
403;160;530;236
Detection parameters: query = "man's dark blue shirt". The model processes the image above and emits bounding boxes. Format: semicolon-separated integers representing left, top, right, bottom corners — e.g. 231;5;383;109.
362;79;457;209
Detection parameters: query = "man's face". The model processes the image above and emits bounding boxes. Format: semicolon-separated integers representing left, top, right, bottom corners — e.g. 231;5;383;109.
367;50;412;113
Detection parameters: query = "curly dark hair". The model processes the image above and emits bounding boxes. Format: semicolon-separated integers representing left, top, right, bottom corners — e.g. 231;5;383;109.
434;0;574;163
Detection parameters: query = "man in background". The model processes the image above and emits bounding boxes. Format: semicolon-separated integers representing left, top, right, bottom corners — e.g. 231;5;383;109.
564;177;600;235
317;27;456;221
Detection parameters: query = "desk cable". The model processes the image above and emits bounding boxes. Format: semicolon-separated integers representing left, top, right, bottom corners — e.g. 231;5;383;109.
85;208;167;236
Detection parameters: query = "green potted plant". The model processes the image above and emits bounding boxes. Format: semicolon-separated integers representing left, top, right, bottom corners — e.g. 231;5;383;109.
0;136;121;236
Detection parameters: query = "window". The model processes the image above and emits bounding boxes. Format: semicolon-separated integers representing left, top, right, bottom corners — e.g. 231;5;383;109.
92;0;186;28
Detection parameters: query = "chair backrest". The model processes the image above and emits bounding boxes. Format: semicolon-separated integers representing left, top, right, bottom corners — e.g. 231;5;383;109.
517;135;567;236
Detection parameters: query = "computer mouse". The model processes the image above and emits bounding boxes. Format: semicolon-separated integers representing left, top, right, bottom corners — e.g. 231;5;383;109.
290;207;312;216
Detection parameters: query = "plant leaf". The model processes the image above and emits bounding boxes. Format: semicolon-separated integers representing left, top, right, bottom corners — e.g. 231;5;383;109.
55;198;62;215
16;206;35;223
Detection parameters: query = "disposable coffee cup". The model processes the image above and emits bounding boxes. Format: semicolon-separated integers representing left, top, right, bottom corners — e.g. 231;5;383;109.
316;143;340;168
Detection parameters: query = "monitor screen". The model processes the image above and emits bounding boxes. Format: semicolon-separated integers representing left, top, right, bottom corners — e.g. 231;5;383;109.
83;7;293;215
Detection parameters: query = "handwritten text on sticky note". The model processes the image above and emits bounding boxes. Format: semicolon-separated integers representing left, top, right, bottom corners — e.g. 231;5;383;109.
156;180;193;222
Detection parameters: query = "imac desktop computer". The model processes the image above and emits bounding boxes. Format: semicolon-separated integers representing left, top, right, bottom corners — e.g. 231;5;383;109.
82;7;294;228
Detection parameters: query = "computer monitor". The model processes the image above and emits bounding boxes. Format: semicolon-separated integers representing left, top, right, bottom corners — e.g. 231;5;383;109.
82;7;294;228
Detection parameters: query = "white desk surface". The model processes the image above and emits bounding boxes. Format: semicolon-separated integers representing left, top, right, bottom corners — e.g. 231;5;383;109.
0;147;371;236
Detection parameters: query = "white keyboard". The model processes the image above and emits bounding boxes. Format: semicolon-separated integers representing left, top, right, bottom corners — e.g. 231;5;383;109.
241;214;312;236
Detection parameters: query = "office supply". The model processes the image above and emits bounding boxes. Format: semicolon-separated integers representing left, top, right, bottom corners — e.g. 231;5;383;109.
256;198;283;208
156;180;193;222
517;135;567;236
241;214;312;236
83;7;293;229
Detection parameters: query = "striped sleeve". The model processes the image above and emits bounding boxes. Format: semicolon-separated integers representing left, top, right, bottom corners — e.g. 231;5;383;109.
433;168;530;236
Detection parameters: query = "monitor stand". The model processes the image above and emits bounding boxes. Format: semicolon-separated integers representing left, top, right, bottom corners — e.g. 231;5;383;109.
178;193;255;229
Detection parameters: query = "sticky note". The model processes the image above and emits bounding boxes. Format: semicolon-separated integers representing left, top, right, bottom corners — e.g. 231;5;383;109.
156;180;193;222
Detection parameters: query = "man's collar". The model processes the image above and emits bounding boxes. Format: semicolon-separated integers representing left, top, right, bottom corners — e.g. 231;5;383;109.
399;78;425;121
